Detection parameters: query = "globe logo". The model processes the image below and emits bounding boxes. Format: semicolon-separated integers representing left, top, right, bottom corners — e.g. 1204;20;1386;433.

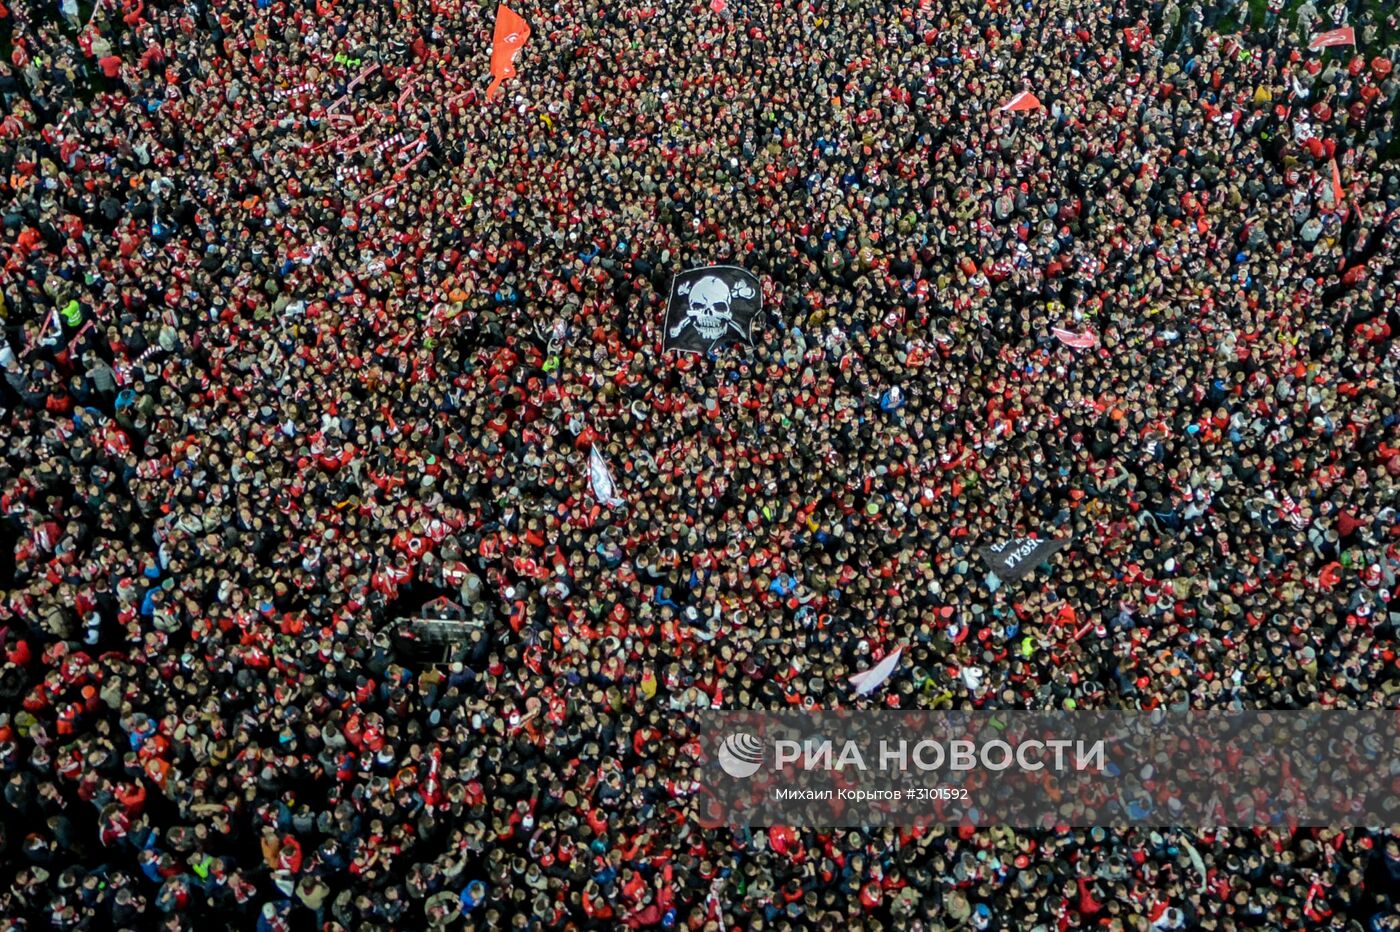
717;732;765;779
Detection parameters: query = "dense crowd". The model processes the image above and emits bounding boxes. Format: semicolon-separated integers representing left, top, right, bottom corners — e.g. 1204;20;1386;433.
2;0;1400;927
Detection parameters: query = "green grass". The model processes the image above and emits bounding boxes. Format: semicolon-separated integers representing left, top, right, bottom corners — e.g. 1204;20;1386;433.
1224;0;1398;45
2;1;102;94
1215;0;1400;160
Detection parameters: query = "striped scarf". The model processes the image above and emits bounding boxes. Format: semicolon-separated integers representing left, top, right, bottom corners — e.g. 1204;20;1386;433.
372;132;405;157
273;82;315;101
272;82;317;111
1279;492;1308;529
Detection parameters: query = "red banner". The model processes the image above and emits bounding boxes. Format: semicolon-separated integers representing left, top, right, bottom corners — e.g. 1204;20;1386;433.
1308;27;1355;51
1330;157;1345;206
487;4;530;100
1052;327;1098;349
999;90;1043;113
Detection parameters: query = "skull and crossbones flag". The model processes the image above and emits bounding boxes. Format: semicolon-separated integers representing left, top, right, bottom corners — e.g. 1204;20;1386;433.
663;266;764;354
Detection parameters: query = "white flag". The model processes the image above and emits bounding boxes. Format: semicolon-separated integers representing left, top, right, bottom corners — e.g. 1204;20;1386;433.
849;647;902;696
589;446;625;508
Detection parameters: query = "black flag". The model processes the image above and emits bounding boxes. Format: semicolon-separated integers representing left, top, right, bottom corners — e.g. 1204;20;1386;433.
979;536;1071;582
663;266;763;354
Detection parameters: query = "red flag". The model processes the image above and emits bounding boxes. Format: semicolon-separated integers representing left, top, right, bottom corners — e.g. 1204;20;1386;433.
487;4;530;100
1052;327;1098;349
1308;27;1355;51
1329;157;1345;207
999;90;1043;113
710;0;726;12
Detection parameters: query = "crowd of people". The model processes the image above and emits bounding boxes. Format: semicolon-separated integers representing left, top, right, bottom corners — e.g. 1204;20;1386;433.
2;0;1400;926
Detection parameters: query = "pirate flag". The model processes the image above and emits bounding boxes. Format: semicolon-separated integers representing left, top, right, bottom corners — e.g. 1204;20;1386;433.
663;266;763;354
